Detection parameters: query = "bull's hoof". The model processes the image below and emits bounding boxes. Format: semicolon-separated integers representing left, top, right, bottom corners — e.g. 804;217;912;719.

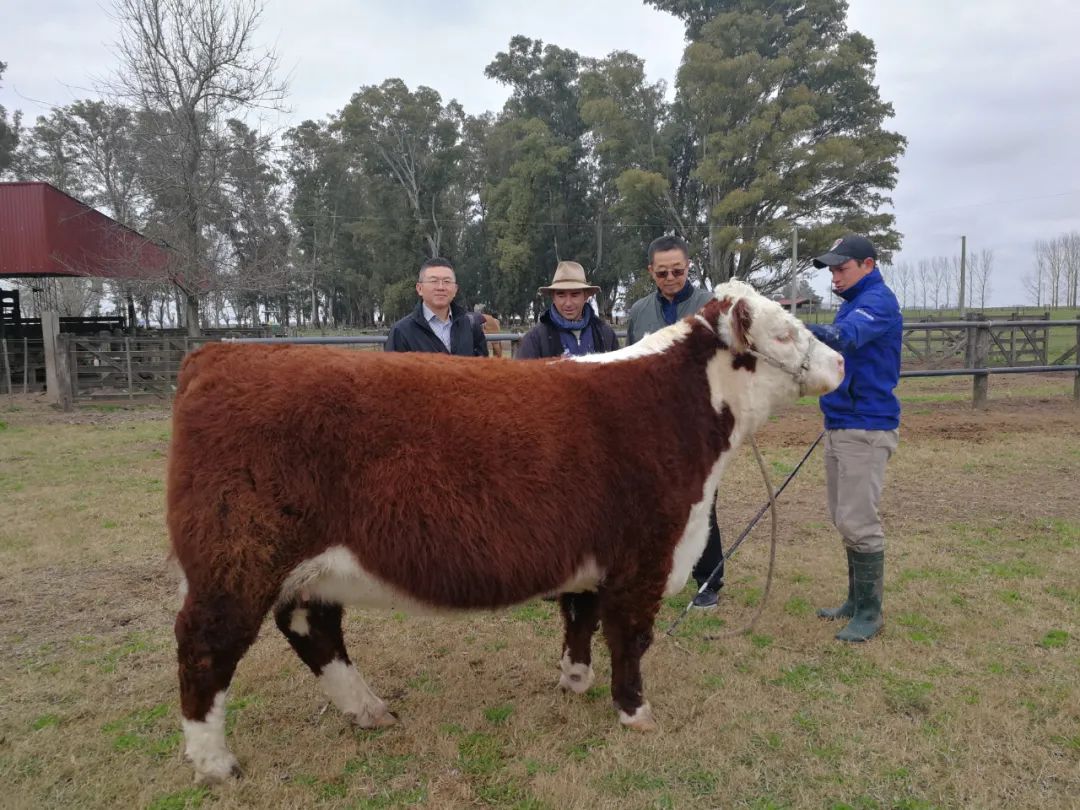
190;753;242;785
348;705;398;729
618;702;657;732
558;662;595;695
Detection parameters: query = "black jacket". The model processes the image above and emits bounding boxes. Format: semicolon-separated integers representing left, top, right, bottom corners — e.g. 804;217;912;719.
385;301;488;356
516;309;620;359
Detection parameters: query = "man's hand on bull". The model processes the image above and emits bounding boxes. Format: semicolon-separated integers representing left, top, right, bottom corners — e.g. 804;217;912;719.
808;323;843;351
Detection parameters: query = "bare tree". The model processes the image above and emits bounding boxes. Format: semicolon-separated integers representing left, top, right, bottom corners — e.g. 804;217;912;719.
1062;231;1080;309
108;0;287;334
1025;241;1047;307
971;248;993;309
916;258;932;311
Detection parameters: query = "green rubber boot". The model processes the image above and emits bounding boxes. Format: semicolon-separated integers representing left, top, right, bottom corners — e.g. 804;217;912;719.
835;550;884;643
817;549;855;620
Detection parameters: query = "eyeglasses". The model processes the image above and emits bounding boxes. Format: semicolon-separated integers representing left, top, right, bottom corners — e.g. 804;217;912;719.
653;268;686;280
419;278;457;286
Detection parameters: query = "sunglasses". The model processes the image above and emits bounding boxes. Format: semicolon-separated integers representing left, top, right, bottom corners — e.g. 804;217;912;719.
653;268;686;280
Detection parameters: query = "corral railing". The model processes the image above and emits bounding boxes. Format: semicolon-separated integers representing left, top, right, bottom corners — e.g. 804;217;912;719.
10;317;1079;407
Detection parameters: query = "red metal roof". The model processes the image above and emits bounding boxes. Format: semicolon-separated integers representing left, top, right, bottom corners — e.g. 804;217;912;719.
0;182;173;281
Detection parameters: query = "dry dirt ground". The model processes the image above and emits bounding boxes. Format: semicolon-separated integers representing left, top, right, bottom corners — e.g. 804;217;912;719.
0;374;1077;809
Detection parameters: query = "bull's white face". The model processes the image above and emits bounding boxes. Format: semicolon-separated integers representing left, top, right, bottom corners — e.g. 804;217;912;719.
710;280;845;416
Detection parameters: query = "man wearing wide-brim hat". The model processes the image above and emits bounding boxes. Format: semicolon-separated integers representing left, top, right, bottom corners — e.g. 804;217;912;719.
516;261;619;359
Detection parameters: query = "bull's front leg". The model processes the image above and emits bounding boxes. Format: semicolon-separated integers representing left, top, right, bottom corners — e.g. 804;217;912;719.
558;591;600;694
600;589;660;731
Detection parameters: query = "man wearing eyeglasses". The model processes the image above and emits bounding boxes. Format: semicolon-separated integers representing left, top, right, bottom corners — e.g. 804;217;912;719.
626;235;726;608
385;258;488;356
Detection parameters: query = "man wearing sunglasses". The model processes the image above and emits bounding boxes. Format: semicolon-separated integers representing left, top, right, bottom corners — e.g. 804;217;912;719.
385;257;488;356
626;235;726;608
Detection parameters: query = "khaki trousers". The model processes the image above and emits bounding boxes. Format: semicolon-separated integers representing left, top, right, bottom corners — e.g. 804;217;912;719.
824;429;899;554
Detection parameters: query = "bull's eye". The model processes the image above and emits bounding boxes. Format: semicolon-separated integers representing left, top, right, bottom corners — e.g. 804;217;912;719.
774;332;794;344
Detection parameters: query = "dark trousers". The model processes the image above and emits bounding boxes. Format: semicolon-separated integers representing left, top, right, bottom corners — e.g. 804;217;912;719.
692;509;725;589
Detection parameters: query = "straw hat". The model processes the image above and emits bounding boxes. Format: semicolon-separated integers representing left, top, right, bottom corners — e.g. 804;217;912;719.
537;261;600;296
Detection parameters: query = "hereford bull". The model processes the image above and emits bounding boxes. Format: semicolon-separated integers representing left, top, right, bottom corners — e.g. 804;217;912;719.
168;279;844;783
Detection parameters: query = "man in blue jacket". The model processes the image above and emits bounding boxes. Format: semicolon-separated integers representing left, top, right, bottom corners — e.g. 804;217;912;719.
807;234;902;642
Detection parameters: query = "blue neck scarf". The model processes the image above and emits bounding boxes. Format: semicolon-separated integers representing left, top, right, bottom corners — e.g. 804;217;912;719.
549;305;595;356
659;280;695;325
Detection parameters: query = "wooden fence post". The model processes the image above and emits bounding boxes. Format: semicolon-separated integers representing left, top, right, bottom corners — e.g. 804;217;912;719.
22;337;29;394
1;338;10;396
972;322;991;408
125;337;134;399
1074;316;1080;403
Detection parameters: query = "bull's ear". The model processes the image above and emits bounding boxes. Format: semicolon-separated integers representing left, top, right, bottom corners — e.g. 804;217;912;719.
698;298;724;332
730;297;753;352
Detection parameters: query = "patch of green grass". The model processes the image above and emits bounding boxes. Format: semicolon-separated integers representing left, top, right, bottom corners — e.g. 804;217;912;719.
146;787;209;810
895;612;945;643
96;631;157;673
404;672;441;694
474;780;544;807
510;601;554;623
675;767;719;797
584;684;610;702
750;731;783;750
1045;585;1080;607
597;767;668;794
566;736;607;762
771;663;827;696
225;694;260;733
101;703;179;759
1038;629;1069;649
1049;733;1080;752
784;596;812;617
31;713;60;730
483;704;514;725
986;559;1042;579
458;731;504;776
883;677;933;716
750;633;773;649
524;758;558;776
997;590;1024;605
352;787;428;809
344;752;413;781
896;566;969;586
741;587;763;607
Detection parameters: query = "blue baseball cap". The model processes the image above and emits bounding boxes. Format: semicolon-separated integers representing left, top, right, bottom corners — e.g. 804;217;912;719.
813;234;877;268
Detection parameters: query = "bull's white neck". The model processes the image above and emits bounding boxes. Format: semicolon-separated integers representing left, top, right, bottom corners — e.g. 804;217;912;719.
570;321;693;364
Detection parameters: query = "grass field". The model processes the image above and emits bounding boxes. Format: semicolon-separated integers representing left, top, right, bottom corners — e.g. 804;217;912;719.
1;375;1077;809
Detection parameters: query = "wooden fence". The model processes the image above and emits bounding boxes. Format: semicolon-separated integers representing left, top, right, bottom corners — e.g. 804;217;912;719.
4;318;1078;407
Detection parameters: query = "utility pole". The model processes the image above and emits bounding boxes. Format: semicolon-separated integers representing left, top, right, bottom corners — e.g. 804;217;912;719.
958;235;967;317
788;226;799;315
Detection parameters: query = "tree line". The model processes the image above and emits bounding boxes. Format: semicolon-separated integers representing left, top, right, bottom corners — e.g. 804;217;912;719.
2;0;906;331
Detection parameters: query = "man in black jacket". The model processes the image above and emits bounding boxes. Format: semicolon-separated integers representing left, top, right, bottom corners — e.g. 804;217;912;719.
517;261;618;359
385;258;488;356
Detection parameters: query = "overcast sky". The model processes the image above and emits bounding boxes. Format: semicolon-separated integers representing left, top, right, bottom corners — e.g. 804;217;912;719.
3;0;1078;306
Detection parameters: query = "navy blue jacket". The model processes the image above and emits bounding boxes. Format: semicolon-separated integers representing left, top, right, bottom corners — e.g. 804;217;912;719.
809;268;902;430
516;309;619;359
385;301;488;357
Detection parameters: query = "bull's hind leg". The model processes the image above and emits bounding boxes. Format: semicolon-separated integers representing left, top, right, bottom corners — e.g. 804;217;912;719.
558;592;600;694
600;590;661;731
274;600;396;729
175;590;265;784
